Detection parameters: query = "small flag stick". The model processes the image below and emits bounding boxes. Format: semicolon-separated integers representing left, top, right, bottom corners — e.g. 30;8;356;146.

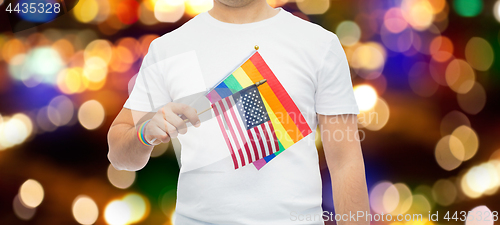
255;79;267;86
183;79;267;123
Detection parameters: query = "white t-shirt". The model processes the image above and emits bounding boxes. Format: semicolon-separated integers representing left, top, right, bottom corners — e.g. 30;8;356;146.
124;7;359;225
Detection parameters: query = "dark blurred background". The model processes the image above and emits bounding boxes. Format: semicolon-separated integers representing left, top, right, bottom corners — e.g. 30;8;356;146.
0;0;499;224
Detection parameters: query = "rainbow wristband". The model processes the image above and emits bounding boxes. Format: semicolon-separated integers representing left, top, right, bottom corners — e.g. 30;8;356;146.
137;120;153;146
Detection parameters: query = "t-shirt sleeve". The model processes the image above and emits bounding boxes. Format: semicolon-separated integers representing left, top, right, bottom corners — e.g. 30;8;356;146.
315;33;360;115
124;39;172;112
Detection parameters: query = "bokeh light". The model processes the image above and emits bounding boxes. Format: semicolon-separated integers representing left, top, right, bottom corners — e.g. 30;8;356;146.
390;183;413;214
482;161;500;195
370;181;393;214
107;164;136;189
83;56;108;83
185;0;213;17
353;84;378;111
84;39;113;64
453;0;483;17
429;56;452;86
466;205;494;225
13;194;36;220
104;200;131;225
401;0;435;31
461;160;500;199
122;193;150;224
139;1;160;25
95;0;111;23
465;37;494;71
117;0;140;25
357;97;390;131
116;37;141;63
336;21;361;47
72;195;99;225
9;47;64;87
154;0;186;23
434;3;450;27
7;54;28;84
445;59;475;94
2;38;26;63
350;42;386;71
297;0;329;15
431;179;457;206
461;172;482;198
429;36;453;62
413;185;435;207
435;135;464;171
382;183;399;213
429;0;447;14
78;100;105;130
48;95;75;127
494;1;500;23
109;45;134;73
451;125;479;161
0;114;33;149
19;179;44;208
407;194;431;214
37;106;57;132
57;67;89;94
52;38;76;63
383;8;408;33
73;0;99;23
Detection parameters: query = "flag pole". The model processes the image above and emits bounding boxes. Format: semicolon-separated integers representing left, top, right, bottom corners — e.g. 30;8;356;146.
183;79;267;123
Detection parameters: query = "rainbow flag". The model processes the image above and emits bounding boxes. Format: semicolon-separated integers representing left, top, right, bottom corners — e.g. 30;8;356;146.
206;51;312;170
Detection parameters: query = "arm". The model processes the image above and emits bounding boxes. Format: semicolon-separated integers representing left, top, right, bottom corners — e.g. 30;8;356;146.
318;114;370;225
107;103;200;171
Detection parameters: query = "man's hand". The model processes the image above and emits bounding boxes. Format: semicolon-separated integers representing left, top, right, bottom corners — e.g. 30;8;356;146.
143;103;201;145
107;103;201;171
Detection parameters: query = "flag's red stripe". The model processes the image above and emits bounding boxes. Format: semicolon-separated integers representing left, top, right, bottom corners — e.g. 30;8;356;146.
212;102;238;169
249;52;312;137
261;122;274;155
253;126;267;158
247;129;260;161
225;97;253;164
241;142;253;162
262;121;274;153
220;98;246;167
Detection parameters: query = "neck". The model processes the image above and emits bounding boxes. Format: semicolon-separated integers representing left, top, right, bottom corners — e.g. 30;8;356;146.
208;0;279;24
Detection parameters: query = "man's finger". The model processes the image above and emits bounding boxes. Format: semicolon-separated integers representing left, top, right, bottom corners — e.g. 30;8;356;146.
165;120;179;138
169;103;200;127
151;126;170;143
165;110;187;135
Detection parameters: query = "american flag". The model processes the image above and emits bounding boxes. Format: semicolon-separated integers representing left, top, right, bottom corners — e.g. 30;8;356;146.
212;85;279;169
